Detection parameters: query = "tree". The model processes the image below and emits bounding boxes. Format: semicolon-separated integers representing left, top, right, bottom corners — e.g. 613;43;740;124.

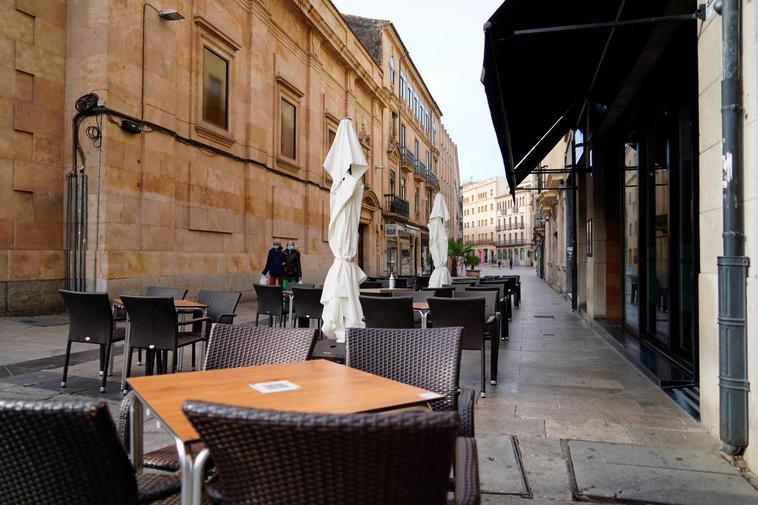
448;239;474;277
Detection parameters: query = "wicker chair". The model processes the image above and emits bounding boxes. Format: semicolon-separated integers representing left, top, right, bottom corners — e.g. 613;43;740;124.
134;287;189;366
360;296;414;328
466;286;508;342
253;284;285;326
121;296;206;381
360;281;383;289
291;286;324;332
346;326;475;437
183;401;479;505
459;289;502;385
59;289;125;393
422;286;454;298
478;280;512;320
0;399;179;505
119;324;317;473
428;297;488;397
415;275;430;289
144;285;188;299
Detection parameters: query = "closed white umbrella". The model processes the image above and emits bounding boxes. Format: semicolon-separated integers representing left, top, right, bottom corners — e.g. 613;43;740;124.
427;193;452;288
320;118;368;342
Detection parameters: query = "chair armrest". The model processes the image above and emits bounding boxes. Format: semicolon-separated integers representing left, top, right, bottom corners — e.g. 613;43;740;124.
217;313;236;325
458;387;476;437
117;391;135;451
177;317;212;326
485;315;497;326
454;437;481;505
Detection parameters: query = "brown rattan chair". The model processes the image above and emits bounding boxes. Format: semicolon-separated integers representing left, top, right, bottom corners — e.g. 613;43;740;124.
0;399;179;505
119;324;317;473
346;326;475;437
359;296;414;328
428;296;488;397
59;289;125;393
183;401;480;505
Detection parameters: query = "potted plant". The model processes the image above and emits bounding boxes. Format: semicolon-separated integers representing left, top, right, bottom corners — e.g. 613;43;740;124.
447;239;474;277
464;251;481;277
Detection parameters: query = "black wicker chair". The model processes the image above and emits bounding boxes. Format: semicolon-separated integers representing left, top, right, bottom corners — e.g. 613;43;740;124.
135;287;189;366
415;276;430;289
422;286;454;298
360;281;383;289
0;399;179;505
428;296;488;397
119;324;317;473
291;286;324;333
183;401;479;505
253;284;285;326
346;326;475;437
59;290;125;393
478;279;512;320
360;296;414;328
466;286;508;342
460;289;502;385
121;296;206;383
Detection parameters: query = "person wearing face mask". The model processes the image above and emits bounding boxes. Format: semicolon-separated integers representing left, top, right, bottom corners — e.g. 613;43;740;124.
282;241;302;289
262;240;284;285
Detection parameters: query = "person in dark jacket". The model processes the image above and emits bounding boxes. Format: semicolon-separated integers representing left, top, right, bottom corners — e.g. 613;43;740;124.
262;240;284;285
283;242;302;286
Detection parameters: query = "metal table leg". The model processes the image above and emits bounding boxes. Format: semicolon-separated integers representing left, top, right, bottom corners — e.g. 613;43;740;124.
288;294;295;327
129;394;144;470
191;448;211;505
416;309;429;329
121;315;131;394
177;438;196;505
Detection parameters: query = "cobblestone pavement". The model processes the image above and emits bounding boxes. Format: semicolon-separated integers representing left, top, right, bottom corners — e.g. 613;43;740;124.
1;268;756;503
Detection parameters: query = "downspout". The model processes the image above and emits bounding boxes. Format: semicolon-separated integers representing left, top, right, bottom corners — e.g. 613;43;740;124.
716;0;749;456
566;172;578;311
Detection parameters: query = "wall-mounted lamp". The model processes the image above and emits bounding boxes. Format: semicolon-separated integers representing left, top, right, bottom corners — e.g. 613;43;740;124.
158;8;184;21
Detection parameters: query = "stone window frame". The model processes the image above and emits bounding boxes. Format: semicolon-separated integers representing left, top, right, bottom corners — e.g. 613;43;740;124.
323;112;339;185
275;75;305;172
193;16;240;147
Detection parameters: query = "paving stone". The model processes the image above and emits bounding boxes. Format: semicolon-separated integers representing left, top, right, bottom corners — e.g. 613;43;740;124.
476;434;530;496
568;440;758;504
545;418;633;444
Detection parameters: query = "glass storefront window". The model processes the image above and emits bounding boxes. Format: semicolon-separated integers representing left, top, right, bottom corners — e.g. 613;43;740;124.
623;142;640;336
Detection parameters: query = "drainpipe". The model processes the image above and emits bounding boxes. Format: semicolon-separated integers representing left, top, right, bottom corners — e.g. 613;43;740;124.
716;0;749;456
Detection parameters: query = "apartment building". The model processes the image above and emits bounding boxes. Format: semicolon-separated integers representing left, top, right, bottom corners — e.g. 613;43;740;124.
461;176;507;264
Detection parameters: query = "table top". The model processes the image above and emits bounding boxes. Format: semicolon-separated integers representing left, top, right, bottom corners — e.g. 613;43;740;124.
128;359;443;442
112;298;207;309
413;302;429;310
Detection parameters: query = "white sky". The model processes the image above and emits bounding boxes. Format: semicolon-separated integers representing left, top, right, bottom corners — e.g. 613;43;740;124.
331;0;505;184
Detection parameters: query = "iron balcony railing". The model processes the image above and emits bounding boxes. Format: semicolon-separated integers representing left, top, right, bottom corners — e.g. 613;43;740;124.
384;194;410;218
417;161;427;177
496;239;529;246
427;171;438;186
401;147;417;169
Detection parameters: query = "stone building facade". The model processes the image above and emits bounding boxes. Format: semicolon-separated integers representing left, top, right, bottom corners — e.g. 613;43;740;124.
344;14;460;276
495;174;535;268
0;0;459;315
461;176;507;264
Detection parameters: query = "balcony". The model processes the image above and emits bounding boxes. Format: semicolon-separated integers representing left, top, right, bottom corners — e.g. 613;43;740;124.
384;194;410;219
426;170;438;187
414;160;427;181
400;147;416;173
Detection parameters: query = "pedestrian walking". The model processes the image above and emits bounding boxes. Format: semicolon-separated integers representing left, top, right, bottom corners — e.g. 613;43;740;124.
497;260;502;269
262;240;284;285
282;241;302;289
509;257;513;270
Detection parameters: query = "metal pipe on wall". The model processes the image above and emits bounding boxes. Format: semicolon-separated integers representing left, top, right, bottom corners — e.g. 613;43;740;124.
716;0;749;456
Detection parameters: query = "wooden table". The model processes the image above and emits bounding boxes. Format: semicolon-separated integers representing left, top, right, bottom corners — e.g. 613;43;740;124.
413;301;430;328
127;359;443;505
113;298;207;310
116;297;209;392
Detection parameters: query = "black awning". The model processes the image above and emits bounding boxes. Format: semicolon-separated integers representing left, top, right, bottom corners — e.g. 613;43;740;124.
482;0;699;194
